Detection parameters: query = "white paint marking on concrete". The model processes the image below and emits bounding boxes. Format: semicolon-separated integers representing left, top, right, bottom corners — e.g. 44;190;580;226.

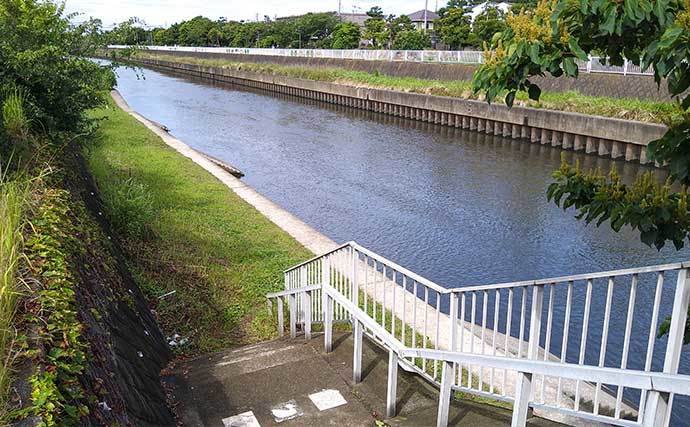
216;346;300;367
271;400;303;423
222;411;261;427
308;389;347;411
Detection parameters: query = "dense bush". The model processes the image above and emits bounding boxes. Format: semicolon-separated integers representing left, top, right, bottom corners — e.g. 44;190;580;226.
0;0;115;138
102;176;155;239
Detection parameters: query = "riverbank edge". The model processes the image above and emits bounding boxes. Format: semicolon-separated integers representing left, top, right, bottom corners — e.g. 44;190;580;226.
130;56;667;166
110;90;337;256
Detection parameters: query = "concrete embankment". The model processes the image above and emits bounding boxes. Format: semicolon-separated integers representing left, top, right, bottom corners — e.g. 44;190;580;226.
131;57;667;166
145;49;681;102
110;90;337;256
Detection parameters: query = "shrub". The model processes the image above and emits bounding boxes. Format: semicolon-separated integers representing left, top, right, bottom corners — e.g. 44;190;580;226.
103;177;155;239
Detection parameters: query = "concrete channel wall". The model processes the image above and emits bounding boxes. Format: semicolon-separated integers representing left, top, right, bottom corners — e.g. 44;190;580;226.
143;50;683;102
135;57;668;166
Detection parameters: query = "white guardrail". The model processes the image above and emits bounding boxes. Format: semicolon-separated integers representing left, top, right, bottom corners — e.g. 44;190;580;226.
109;45;654;76
267;241;690;427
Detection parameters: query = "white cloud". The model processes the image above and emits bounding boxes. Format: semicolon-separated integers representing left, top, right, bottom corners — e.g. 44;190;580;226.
65;0;445;28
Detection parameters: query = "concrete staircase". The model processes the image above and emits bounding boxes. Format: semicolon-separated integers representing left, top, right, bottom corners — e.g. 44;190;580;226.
167;332;565;426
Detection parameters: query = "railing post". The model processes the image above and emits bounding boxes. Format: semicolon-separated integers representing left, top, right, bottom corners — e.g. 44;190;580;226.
277;297;284;337
512;285;544;426
643;268;690;427
387;350;398;418
437;360;454;427
353;319;363;383
304;290;312;340
300;265;308;326
289;293;297;339
437;293;459;426
351;246;358;307
512;371;533;427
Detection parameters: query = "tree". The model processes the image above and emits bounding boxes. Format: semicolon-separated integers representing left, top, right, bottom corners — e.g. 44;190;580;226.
393;30;432;50
363;12;389;48
366;6;384;19
472;0;690;251
388;14;414;42
106;17;149;45
207;27;223;46
332;22;361;49
436;7;472;49
472;5;507;46
0;0;114;135
178;16;214;46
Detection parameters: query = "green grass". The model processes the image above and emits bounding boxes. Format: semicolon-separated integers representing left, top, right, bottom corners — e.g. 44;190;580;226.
86;97;312;355
0;175;27;420
134;51;682;125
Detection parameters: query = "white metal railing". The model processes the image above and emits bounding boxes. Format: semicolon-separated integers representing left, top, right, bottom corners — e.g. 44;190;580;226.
108;45;654;76
266;241;690;426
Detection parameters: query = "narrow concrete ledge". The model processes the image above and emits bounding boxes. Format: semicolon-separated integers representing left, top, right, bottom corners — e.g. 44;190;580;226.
110;90;337;256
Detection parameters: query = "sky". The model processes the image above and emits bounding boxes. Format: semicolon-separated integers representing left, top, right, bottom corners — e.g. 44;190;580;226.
64;0;445;28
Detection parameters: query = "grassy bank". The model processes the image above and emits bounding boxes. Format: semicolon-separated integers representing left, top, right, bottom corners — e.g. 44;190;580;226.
133;51;682;125
86;97;312;355
0;177;27;420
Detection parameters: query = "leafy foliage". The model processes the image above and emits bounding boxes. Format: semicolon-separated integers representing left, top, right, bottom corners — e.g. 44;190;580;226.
16;187;88;426
436;6;472;49
473;0;690;250
0;0;115;134
472;6;508;46
363;12;390;48
107;12;340;49
332;22;361;49
393;30;432;50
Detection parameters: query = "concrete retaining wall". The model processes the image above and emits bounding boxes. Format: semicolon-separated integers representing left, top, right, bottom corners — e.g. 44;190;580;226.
145;50;681;102
135;57;669;166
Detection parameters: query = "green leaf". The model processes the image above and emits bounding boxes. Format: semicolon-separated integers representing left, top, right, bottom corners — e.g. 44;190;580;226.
658;26;683;50
505;91;516;107
563;57;578;77
528;84;542;101
568;38;587;60
529;43;540;65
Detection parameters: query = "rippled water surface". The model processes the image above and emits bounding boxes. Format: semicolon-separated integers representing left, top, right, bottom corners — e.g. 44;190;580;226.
113;64;690;423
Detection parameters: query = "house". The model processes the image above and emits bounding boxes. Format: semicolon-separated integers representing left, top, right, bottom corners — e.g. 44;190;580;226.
406;9;439;32
339;13;369;28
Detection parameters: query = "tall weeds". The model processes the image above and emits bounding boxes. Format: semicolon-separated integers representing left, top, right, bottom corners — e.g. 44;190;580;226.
0;175;27;419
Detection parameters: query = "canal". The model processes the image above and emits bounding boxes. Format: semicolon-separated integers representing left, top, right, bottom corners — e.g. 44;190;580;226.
113;64;689;423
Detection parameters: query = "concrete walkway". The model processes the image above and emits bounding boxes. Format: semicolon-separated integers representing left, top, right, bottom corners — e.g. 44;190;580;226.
168;332;565;426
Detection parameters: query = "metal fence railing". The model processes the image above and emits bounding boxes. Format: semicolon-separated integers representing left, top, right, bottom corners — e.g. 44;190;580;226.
108;45;654;76
268;241;690;427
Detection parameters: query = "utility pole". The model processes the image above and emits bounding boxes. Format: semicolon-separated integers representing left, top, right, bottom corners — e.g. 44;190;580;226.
424;0;428;32
338;0;342;21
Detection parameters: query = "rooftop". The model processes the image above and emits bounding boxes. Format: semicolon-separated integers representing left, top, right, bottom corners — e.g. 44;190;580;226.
406;9;440;22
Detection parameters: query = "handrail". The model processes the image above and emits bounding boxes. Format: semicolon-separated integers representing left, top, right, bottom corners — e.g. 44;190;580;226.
447;261;688;293
349;242;449;295
271;242;690;426
266;284;321;298
401;348;690;395
283;241;352;274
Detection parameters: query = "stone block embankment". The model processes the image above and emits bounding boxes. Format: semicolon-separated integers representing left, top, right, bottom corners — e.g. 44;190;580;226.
136;57;668;166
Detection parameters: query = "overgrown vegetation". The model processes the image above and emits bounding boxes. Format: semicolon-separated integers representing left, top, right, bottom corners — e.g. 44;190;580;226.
18;184;88;425
131;51;681;125
0;0;116;423
0;176;27;420
86;97;312;354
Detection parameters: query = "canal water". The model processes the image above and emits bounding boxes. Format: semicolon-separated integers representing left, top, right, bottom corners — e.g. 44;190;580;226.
113;64;690;422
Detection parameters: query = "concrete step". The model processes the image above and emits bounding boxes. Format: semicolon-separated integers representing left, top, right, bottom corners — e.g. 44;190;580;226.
167;333;567;427
167;337;375;426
